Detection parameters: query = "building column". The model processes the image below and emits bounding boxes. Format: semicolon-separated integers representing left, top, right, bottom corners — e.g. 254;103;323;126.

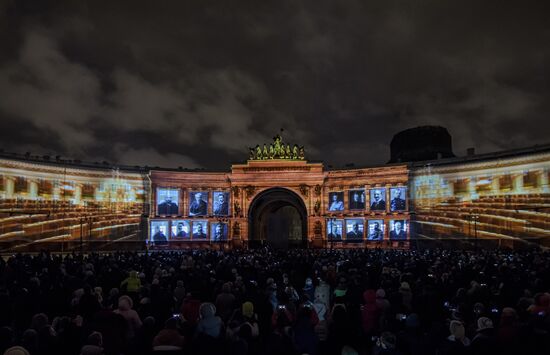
28;180;38;199
94;185;102;201
182;188;186;217
512;173;524;193
468;177;477;200
74;184;82;205
446;180;455;197
53;182;61;200
5;177;15;198
385;185;391;213
491;176;500;194
538;169;549;193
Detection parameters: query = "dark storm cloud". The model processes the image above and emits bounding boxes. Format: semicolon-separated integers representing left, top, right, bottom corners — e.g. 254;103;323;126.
0;0;548;169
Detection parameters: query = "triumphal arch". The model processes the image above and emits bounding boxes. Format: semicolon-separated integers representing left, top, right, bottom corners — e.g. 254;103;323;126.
150;135;410;249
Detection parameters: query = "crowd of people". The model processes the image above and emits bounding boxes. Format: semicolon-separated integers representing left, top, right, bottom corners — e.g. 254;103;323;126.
0;247;549;355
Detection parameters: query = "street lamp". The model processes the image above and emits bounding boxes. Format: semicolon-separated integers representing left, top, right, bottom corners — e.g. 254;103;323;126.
79;216;94;254
467;212;480;252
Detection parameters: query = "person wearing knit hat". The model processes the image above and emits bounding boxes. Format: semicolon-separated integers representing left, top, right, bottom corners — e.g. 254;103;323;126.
399;282;410;291
3;346;30;355
375;288;391;313
196;303;222;338
449;320;467;341
438;320;471;354
471;317;495;354
152;318;185;351
239;301;260;338
114;295;142;339
242;301;254;319
476;317;493;332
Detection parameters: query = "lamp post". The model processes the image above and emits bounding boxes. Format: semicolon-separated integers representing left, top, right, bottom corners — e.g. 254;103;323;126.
79;217;84;255
467;212;480;252
474;214;479;252
78;216;94;255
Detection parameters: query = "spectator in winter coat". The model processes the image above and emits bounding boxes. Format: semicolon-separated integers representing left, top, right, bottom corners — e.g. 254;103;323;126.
152;317;185;351
215;283;236;322
471;317;496;355
361;290;381;336
120;271;141;295
173;281;186;309
114;295;142;339
303;278;315;301
527;292;549;316
375;289;391;313
293;306;319;355
438;320;470;355
196;303;223;338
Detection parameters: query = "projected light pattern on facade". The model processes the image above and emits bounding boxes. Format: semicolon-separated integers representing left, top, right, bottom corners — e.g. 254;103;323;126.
1;137;549;252
410;150;550;246
0;158;147;252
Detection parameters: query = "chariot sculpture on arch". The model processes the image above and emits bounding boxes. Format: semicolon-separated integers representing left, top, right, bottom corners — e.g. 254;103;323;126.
248;133;305;161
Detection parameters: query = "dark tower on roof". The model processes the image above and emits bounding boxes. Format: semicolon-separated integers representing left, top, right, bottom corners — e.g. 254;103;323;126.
389;126;455;163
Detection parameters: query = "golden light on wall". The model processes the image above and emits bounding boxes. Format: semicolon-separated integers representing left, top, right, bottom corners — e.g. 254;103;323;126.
411;153;550;244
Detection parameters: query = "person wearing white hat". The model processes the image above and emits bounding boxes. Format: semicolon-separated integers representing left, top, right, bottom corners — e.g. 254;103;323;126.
471;317;495;355
438;320;470;354
3;347;30;355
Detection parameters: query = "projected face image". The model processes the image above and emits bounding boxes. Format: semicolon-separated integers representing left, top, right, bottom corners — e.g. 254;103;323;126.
367;220;385;241
329;192;344;211
211;223;228;241
213;191;229;216
150;220;169;245
390;187;407;211
171;220;190;239
189;191;208;216
370;188;386;211
157;188;179;215
349;189;365;210
345;219;364;242
390;220;407;240
326;219;343;240
192;221;208;239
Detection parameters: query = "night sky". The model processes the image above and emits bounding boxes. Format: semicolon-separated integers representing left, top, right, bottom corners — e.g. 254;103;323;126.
1;0;549;170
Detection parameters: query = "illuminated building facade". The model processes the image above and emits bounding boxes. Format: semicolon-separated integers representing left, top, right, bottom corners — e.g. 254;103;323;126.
0;137;548;252
150;157;409;249
410;144;550;248
0;156;147;252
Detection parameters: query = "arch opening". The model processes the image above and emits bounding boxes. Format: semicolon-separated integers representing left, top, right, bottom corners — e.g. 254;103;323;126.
248;188;308;249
